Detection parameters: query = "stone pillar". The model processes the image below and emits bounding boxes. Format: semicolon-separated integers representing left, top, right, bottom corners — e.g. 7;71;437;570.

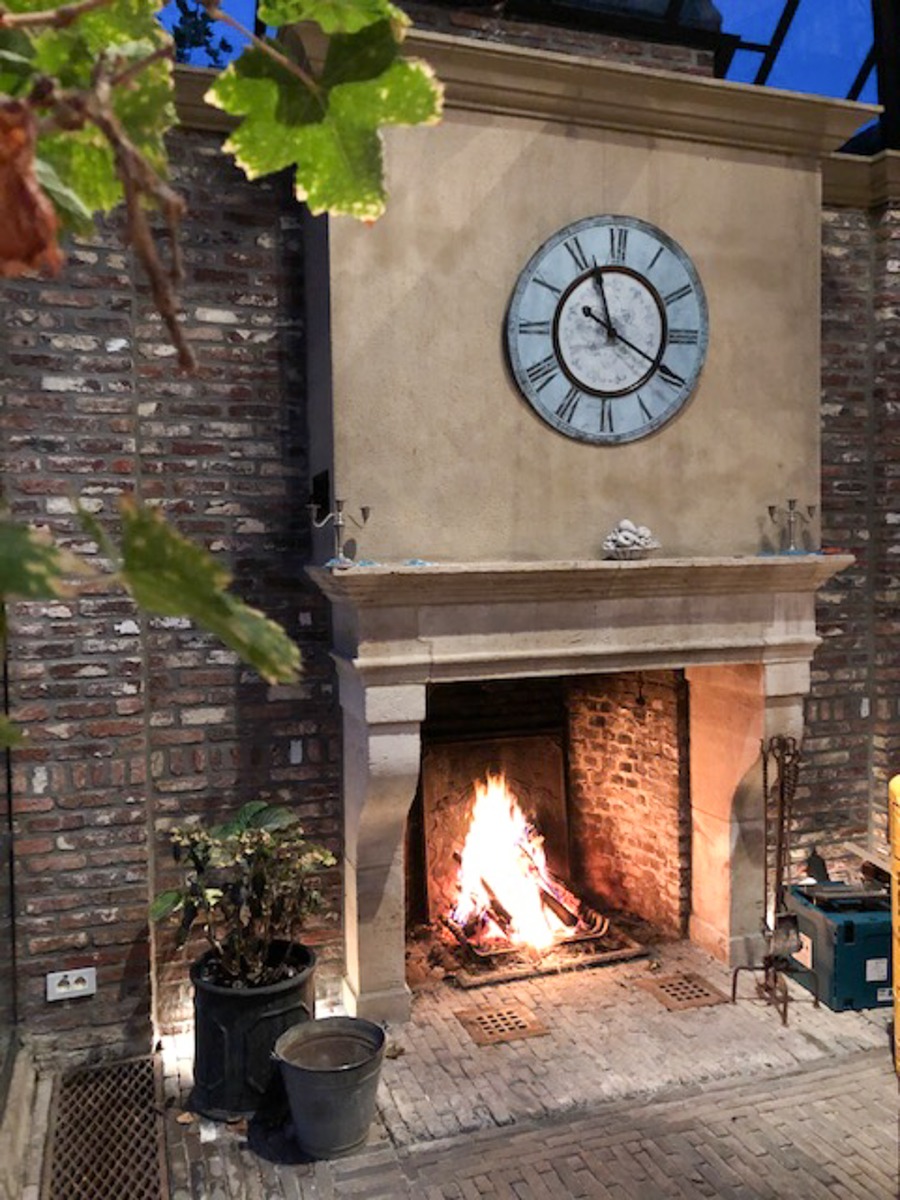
335;662;426;1021
687;660;810;967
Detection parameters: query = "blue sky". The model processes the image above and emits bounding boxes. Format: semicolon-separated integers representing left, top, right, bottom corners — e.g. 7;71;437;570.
716;0;878;103
161;0;880;109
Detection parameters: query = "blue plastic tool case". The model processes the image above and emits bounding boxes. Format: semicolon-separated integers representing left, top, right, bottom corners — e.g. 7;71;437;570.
785;883;892;1012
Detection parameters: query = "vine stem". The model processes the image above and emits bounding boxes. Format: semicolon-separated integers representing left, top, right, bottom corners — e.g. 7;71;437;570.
204;3;323;99
0;0;113;29
109;44;174;89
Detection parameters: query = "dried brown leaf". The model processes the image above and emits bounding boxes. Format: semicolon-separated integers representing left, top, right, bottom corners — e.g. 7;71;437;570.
0;100;63;277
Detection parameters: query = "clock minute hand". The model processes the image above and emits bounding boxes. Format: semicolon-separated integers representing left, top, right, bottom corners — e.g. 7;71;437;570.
591;269;612;327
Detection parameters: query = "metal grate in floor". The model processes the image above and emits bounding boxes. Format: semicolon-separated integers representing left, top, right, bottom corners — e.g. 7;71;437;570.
455;1003;549;1046
638;971;728;1012
42;1056;168;1200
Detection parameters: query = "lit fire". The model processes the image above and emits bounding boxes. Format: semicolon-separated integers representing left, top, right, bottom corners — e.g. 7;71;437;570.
452;773;569;952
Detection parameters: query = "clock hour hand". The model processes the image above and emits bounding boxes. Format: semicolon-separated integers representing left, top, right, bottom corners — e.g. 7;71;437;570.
581;306;660;368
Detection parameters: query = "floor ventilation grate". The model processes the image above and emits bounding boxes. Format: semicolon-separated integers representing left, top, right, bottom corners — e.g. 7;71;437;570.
42;1056;168;1200
638;971;728;1011
455;1003;549;1046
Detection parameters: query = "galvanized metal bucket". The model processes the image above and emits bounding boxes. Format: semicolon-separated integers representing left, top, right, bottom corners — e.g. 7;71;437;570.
273;1016;385;1158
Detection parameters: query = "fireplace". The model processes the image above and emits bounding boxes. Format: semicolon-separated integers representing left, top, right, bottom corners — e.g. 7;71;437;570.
408;672;689;974
309;555;852;1021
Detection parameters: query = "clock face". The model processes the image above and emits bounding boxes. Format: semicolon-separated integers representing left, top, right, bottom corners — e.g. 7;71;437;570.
505;216;708;445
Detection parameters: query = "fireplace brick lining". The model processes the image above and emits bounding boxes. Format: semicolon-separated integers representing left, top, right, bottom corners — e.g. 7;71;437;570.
568;672;688;935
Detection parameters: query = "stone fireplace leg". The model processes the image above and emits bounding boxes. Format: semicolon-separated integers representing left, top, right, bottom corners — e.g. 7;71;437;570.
687;661;809;968
335;664;425;1022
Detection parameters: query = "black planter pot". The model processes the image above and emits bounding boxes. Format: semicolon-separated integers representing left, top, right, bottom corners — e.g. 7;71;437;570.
190;942;317;1120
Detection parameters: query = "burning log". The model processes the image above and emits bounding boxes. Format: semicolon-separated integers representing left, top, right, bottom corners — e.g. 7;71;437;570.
480;877;515;937
538;886;578;928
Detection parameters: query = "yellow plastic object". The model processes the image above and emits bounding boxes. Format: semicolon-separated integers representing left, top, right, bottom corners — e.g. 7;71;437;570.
890;776;900;1075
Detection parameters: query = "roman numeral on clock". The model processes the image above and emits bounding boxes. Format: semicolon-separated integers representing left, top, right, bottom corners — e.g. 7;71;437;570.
525;354;559;391
564;237;592;272
609;227;628;263
668;328;699;344
556;385;582;423
638;394;653;423
533;275;561;298
599;398;614;433
518;319;551;336
664;283;692;306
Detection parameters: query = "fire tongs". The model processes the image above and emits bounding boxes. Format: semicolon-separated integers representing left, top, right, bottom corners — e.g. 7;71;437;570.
731;736;820;1025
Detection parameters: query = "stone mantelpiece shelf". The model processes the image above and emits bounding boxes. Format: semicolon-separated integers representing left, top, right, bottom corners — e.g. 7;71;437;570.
307;555;854;609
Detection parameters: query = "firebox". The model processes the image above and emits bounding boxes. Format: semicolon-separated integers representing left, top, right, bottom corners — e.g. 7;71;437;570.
407;673;690;978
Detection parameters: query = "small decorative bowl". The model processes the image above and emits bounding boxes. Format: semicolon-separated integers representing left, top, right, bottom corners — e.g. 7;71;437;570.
605;547;655;561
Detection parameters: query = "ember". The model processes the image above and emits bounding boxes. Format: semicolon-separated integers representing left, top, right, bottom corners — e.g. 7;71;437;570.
451;773;608;955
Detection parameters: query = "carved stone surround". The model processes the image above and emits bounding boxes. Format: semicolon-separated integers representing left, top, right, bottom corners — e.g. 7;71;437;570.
309;555;851;1021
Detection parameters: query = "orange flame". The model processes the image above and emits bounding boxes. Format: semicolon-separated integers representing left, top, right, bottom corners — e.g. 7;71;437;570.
452;773;566;951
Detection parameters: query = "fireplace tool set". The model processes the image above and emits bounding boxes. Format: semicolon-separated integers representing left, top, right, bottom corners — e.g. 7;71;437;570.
731;735;820;1024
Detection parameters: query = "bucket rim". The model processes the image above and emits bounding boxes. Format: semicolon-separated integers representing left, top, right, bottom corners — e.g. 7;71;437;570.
272;1015;386;1071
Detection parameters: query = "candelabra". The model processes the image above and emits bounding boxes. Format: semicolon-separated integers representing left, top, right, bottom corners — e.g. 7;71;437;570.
307;498;370;568
768;499;816;554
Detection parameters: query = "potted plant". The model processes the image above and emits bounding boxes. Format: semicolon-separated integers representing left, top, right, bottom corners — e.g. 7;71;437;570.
151;799;337;1120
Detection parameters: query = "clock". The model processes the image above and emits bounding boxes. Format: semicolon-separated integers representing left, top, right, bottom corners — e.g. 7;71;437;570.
504;215;708;445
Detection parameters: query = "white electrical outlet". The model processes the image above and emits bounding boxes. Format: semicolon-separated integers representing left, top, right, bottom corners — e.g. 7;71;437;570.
46;968;97;1002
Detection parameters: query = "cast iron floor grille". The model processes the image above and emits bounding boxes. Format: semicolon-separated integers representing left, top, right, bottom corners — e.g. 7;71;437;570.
42;1056;169;1200
638;971;728;1012
455;1003;549;1046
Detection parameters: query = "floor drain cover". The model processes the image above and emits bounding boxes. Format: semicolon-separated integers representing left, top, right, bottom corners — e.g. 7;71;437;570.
42;1056;168;1200
638;971;728;1011
455;1003;549;1046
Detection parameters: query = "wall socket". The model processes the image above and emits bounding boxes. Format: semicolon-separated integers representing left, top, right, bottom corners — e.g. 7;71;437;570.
46;968;97;1002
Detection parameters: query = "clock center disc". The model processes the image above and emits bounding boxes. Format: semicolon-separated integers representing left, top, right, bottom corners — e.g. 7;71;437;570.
554;268;665;397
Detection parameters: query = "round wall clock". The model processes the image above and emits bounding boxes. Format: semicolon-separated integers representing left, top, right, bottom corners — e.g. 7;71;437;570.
504;215;708;445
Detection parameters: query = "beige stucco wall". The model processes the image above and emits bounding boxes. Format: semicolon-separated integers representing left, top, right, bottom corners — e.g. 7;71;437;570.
318;48;860;565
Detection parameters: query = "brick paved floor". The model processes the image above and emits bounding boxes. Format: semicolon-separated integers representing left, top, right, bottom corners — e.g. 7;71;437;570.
162;943;898;1199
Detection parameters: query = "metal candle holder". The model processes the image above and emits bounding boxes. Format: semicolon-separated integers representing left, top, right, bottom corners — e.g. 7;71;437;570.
768;499;816;554
307;498;370;569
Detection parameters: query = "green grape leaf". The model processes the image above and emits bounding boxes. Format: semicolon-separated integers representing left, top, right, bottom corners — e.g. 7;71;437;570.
0;717;25;749
117;500;301;685
37;128;122;219
0;520;92;599
0;35;37;96
258;0;402;36
34;156;94;233
207;23;442;221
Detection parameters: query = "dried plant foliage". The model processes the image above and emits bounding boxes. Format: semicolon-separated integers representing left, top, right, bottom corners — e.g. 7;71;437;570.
0;97;62;276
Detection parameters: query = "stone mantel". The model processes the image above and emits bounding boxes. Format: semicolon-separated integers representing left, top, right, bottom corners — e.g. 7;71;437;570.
309;554;852;608
307;554;853;688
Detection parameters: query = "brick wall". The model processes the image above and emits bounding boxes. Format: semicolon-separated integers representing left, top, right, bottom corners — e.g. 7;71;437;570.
797;200;900;878
2;131;343;1063
403;2;717;75
870;203;900;851
567;672;689;935
794;207;876;877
